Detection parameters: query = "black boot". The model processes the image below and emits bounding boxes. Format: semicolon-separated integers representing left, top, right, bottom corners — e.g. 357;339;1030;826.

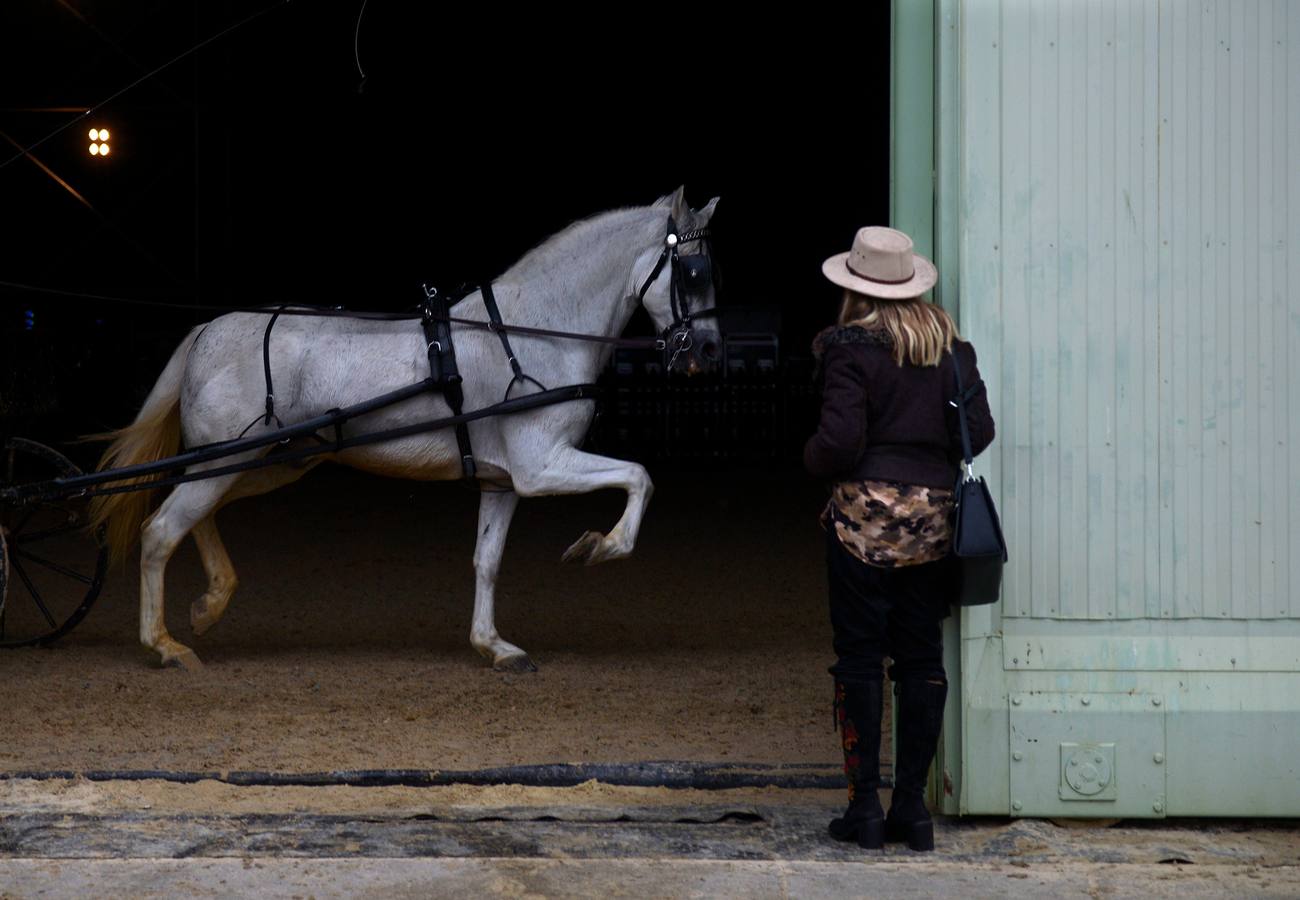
827;679;884;849
885;678;948;851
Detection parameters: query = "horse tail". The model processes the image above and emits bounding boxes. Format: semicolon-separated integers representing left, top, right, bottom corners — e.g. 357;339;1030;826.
87;327;202;566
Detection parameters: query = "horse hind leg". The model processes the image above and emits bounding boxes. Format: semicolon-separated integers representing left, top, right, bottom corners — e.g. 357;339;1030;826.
188;460;320;637
189;517;236;636
140;469;265;670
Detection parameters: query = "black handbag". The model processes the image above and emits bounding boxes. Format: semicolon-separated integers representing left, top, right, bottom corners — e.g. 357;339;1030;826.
949;351;1007;606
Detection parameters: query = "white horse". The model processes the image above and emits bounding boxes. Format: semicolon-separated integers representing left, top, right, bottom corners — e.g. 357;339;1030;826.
90;187;720;672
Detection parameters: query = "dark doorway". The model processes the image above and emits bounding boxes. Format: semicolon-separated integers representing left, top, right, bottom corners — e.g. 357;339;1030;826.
1;2;890;452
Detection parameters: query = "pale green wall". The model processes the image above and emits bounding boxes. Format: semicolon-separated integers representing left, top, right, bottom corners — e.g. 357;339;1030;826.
892;0;1300;817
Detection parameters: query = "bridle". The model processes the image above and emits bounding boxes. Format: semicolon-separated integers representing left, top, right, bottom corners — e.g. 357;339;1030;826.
635;215;719;371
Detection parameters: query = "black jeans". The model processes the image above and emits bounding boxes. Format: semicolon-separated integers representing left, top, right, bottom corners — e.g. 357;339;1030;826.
825;528;954;685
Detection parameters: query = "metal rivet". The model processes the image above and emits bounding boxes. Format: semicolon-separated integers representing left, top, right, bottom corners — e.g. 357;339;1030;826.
1152;697;1163;706
1012;800;1023;811
1153;801;1164;813
1154;753;1165;764
1012;697;1022;706
1013;751;1023;761
1081;697;1091;706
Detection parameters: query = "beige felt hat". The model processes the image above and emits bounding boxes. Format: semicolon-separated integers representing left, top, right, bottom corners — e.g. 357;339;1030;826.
821;226;938;299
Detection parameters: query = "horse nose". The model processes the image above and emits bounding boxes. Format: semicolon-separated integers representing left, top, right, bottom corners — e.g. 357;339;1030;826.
696;330;722;366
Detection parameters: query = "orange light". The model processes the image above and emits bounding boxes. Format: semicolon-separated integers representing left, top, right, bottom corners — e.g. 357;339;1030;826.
89;144;100;156
98;128;110;141
98;143;110;156
88;128;100;141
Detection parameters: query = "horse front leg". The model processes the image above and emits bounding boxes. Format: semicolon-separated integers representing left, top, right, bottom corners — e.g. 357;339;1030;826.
470;487;534;672
512;445;654;566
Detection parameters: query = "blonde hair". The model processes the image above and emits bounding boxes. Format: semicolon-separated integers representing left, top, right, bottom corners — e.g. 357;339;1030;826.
838;290;959;367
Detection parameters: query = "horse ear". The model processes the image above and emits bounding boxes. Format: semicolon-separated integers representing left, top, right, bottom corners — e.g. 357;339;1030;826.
667;185;688;222
654;186;685;209
696;196;720;223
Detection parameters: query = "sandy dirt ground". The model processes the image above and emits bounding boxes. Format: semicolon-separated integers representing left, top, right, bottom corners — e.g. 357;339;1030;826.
0;777;827;817
2;467;860;774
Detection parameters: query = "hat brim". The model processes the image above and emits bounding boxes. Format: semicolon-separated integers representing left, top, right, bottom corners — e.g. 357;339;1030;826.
821;251;938;299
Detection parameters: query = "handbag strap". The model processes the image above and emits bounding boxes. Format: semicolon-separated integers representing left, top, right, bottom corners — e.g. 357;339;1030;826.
949;348;980;475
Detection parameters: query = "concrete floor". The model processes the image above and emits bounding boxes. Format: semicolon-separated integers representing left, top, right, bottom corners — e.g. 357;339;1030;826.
2;857;1297;899
1;780;1298;899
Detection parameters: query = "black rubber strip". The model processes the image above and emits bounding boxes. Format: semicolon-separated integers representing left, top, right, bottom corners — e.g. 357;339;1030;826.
0;761;866;790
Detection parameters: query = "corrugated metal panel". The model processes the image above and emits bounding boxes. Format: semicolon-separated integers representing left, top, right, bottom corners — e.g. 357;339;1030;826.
958;0;1299;620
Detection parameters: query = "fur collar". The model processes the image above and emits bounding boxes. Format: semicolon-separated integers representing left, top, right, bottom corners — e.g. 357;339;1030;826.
811;324;893;359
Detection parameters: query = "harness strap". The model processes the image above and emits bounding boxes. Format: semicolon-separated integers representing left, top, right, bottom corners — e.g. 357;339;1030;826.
329;412;345;452
420;314;667;350
667;220;688;328
637;246;672;304
420;288;476;478
482;282;548;400
261;307;286;428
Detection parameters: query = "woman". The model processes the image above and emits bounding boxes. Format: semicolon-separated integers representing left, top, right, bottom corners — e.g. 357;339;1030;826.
805;226;994;851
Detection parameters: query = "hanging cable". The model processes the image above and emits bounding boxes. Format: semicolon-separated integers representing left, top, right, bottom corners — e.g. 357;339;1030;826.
353;0;369;86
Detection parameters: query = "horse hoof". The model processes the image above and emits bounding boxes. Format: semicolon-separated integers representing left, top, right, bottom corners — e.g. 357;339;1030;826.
160;647;204;671
561;530;603;564
494;653;538;674
190;603;216;637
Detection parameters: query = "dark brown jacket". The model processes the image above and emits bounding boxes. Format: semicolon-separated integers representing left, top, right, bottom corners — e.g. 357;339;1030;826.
803;326;995;489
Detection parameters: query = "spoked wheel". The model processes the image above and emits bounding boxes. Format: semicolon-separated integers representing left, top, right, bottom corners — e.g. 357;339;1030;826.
0;438;108;648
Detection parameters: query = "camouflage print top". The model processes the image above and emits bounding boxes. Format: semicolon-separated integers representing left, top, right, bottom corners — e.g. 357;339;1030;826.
824;479;955;568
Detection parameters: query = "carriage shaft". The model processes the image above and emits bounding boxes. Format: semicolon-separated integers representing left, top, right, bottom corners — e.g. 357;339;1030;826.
2;381;599;504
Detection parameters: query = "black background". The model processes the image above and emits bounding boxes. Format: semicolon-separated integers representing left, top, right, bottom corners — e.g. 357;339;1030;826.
0;1;890;441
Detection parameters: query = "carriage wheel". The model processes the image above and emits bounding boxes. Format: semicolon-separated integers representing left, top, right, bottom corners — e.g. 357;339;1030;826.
0;438;108;648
